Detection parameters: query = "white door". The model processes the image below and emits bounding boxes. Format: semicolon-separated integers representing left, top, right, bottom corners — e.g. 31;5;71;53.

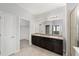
5;15;16;55
0;14;20;56
0;15;6;56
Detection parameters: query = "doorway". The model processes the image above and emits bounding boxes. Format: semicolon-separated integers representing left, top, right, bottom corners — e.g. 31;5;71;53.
20;18;30;50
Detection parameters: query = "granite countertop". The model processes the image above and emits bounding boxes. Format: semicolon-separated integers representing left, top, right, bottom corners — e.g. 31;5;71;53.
32;33;64;40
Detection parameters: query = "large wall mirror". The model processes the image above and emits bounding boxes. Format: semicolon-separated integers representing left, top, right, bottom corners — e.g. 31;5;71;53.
39;19;63;37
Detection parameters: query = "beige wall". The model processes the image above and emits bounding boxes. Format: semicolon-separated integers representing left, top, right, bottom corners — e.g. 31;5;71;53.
70;7;77;56
65;3;77;56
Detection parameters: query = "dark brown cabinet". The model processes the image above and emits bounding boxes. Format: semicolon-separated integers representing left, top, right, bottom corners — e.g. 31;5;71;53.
32;35;63;55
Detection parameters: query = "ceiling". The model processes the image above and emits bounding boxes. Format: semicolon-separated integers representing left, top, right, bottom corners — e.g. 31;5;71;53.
18;3;66;15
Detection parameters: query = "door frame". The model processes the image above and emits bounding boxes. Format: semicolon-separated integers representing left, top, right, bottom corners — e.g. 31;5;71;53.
19;17;31;48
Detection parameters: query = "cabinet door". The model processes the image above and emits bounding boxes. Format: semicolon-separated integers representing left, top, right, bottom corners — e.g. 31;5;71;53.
32;35;38;45
32;36;47;48
39;37;47;48
32;36;41;46
53;39;63;55
42;37;54;50
46;38;54;51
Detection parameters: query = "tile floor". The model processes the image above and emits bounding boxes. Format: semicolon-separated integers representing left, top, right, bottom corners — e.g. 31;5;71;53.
11;39;60;56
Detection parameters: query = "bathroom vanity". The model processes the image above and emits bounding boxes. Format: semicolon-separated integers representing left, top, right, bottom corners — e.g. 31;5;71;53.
32;33;63;55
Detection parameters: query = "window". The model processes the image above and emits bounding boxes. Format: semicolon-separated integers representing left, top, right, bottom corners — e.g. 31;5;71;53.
57;25;60;31
45;25;50;34
52;25;60;35
53;26;55;31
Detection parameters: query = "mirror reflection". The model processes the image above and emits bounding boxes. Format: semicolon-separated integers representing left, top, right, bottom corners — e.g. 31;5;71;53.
39;19;63;37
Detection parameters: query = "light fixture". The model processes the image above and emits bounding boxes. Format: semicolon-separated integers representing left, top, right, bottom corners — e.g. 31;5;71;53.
47;16;61;21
